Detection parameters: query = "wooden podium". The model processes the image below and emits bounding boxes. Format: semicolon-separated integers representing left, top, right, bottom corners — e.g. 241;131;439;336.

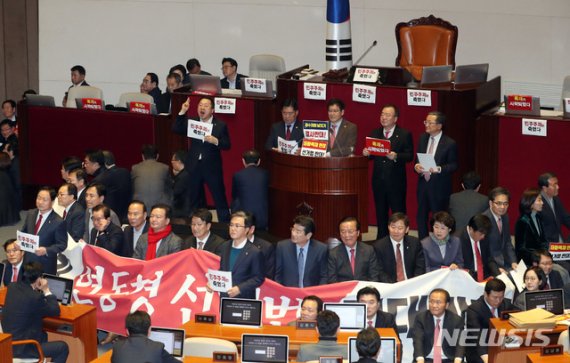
268;151;369;242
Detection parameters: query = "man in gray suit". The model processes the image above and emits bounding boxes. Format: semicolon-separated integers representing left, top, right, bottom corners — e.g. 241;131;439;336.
296;310;348;362
131;144;171;211
133;204;182;260
449;171;488;235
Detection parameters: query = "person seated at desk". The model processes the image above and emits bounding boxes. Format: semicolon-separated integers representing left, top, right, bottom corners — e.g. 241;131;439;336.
2;238;27;285
459;214;498;281
89;204;124;255
412;288;464;363
326;98;357;157
111;310;179;363
514;266;547;310
187;58;211;76
288;295;323;326
220;57;247;89
265;98;304;152
532;250;565;290
158;72;182;114
3;261;69;363
464;279;517;363
183;208;225;254
357;286;397;330
133;204;182;260
421;211;463;272
296;310;348;362
141;72;162;106
354;327;383;363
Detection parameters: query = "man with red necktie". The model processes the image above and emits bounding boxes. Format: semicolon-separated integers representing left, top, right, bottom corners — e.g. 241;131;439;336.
459;214;500;280
265;98;304;152
2;239;27;286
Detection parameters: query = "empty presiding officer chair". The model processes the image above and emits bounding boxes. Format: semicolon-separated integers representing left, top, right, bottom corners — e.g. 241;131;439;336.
395;14;458;81
249;54;286;84
65;86;104;108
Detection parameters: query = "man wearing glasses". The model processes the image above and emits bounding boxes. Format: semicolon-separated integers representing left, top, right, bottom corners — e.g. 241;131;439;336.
265;99;304;152
220;57;247;90
217;211;264;299
2;239;27;286
414;111;458;240
483;187;518;273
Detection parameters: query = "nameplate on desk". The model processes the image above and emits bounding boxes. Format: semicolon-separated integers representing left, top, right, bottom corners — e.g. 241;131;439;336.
319;357;343;363
296;320;317;330
541;344;563;356
213;351;237;362
214;97;236;114
195;314;217;324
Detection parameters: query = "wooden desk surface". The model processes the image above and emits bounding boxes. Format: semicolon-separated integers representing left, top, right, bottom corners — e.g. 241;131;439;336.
0;333;13;362
527;352;570;363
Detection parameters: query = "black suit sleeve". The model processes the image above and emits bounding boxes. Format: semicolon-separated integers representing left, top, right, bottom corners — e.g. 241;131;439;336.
172;114;188;135
398;129;414;163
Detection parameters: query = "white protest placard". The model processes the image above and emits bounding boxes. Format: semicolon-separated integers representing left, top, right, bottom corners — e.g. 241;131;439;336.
302;120;329;140
564;98;570;113
407;89;432;106
522;118;547;137
17;230;39;253
303;82;327;100
207;269;233;292
214;97;236;114
277;137;298;154
416;153;437;170
243;78;267;93
353;67;380;83
187;120;213;141
352;84;376;104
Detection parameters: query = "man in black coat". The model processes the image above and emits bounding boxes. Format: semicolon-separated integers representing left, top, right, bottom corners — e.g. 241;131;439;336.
57;182;85;241
182;208;225;255
464;279;517;363
3;262;69;362
538;172;570;242
2;238;27;286
123;200;149;258
363;104;413;239
459;214;499;280
357;286;397;330
220;57;247;89
89;204;124;255
264;98;304;151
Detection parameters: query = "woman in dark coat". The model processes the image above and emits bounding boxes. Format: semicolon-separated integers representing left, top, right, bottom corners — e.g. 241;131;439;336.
515;188;548;265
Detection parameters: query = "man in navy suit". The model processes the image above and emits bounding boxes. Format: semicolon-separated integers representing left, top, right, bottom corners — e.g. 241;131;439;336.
412;288;464;363
172;97;231;222
123;200;148;258
57;182;85;241
464;279;516;363
220;57;247;89
265;99;304;152
414;111;458;240
217;211;264;299
363;104;414;239
21;187;67;275
67;168;87;209
231;149;269;230
357;286;397;330
538;172;570;242
328;217;379;282
183;208;225;254
275;215;328;287
246;212;275;279
3;239;26;286
374;213;425;283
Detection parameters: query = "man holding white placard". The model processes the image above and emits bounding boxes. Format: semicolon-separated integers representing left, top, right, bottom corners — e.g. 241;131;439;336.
172;97;231;222
414;111;458;240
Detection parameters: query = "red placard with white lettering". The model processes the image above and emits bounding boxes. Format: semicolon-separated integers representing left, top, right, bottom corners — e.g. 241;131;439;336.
506;95;533;111
300;139;328;158
81;98;103;110
129;101;151;114
365;137;391;156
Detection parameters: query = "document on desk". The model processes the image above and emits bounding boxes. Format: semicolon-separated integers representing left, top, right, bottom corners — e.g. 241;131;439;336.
207;269;233;293
416;153;437;170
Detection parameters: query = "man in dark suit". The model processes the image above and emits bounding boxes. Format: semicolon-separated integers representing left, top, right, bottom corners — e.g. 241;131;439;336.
3;238;27;286
111;310;178;363
187;58;212;77
220;57;247;89
265;98;304;151
157;72;182;114
532;250;565;289
483;187;518;273
57;182;85;241
83;149;107;184
363;104;414;239
3;262;69;362
296;311;348;362
414;111;458;239
102;150;132;221
171;150;191;217
217;211;265;299
83;183;121;241
449;171;488;236
89;204;124;255
133;204;182;260
374;213;425;283
123;200;148;258
141;72;162;106
246;212;275;279
62;64;89;106
327;98;357;157
357;286;397;330
21;187;67;275
131;144;172;211
538;172;570;242
172;97;231;222
328;217;379;282
275;215;328;287
353;327;383;363
67;168;87;209
231;149;269;230
182;208;225;254
412;288;464;363
459;214;499;280
464;279;516;363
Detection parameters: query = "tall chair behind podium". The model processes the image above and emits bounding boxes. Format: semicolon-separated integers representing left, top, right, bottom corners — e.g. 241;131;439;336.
561;75;570;111
249;54;286;85
395;14;458;81
65;86;104;108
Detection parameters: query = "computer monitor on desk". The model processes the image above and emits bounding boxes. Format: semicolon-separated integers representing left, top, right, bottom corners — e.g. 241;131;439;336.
241;334;289;363
323;303;366;330
454;63;489;85
348;336;397;363
149;327;185;358
421;65;453;86
220;298;263;327
43;274;73;305
525;289;564;315
190;74;222;95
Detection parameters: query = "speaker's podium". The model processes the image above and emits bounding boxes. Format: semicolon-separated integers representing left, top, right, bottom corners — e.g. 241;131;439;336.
268;151;368;242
